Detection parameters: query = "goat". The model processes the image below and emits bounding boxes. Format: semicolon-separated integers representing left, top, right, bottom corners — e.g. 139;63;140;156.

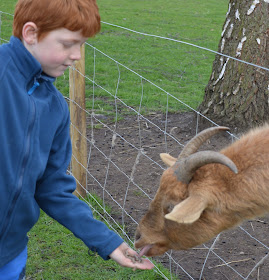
135;124;269;257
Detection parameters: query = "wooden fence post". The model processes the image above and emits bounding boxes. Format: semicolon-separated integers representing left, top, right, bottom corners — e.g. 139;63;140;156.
69;44;87;198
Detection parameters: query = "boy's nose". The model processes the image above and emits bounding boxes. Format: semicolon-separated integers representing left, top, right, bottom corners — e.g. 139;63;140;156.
70;46;82;61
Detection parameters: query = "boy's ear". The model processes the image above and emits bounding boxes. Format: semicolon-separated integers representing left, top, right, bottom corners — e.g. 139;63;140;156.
22;22;38;44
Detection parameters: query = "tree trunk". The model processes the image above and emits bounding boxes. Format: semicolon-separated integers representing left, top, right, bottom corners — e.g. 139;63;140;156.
199;0;269;128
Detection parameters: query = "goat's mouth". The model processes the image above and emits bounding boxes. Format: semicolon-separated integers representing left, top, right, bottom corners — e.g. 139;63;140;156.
138;244;153;257
134;229;168;256
136;242;169;257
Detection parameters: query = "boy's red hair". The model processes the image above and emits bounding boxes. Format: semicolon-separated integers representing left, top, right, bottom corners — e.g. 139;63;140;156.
13;0;101;40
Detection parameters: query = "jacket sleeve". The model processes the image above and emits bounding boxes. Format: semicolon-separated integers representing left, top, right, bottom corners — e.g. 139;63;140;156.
35;106;123;260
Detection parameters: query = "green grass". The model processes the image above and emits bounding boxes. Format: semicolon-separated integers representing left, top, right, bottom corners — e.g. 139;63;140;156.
26;200;170;280
1;0;228;114
27;212;169;280
80;0;228;114
0;1;228;278
0;1;16;14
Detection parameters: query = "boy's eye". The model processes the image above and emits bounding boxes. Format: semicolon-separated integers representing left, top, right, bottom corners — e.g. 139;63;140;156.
62;42;73;48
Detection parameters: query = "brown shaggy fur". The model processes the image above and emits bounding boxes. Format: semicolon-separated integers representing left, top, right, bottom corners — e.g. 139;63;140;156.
135;124;269;257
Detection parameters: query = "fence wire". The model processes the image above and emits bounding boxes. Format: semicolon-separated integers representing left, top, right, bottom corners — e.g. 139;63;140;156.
1;11;268;280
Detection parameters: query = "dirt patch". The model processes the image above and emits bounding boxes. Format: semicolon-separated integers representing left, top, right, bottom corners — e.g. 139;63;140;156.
86;111;269;280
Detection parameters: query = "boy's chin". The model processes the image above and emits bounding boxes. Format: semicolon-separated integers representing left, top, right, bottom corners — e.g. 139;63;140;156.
42;65;70;77
43;69;67;78
54;71;66;77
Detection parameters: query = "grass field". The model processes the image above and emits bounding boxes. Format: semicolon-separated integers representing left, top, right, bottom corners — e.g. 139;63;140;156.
75;0;228;114
1;0;228;113
0;0;228;279
90;0;228;110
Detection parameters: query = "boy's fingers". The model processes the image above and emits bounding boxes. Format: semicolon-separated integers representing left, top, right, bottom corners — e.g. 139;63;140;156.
135;259;155;270
124;249;154;270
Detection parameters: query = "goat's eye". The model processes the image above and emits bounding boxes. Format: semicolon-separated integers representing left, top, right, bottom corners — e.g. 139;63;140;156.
164;204;174;214
135;231;141;241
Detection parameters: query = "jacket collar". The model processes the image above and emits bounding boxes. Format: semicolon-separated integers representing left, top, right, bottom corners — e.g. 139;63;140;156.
9;36;42;81
9;36;56;85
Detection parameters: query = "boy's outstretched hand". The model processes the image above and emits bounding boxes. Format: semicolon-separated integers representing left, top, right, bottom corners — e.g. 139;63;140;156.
109;243;154;270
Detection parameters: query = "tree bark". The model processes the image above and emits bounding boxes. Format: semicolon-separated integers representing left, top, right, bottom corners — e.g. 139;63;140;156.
199;0;269;128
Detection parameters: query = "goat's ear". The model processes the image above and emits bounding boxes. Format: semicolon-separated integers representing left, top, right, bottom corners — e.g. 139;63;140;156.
165;195;207;224
160;153;177;167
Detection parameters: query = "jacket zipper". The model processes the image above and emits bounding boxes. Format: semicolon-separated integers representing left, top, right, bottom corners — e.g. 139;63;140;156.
0;83;37;240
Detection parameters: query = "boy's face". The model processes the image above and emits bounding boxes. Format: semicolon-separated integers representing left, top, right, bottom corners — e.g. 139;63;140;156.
26;28;88;77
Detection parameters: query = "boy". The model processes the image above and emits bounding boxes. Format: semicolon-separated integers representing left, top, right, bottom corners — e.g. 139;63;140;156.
0;0;154;278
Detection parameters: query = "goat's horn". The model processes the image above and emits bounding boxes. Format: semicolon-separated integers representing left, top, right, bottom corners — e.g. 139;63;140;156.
174;151;238;184
178;126;230;160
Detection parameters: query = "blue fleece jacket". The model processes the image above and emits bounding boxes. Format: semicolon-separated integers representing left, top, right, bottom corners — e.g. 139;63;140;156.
0;36;123;267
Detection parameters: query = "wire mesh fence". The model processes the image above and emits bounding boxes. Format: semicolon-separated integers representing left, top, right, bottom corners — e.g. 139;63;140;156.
1;11;268;280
